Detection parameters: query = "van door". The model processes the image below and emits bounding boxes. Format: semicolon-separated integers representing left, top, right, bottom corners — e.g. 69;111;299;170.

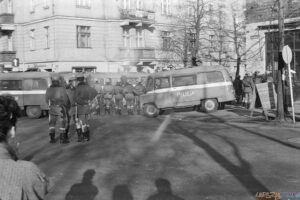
171;74;198;107
0;80;24;108
153;76;173;108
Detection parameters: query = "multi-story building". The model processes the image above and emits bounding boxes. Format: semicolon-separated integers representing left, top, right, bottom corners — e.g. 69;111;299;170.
0;0;187;73
245;0;300;100
0;0;14;71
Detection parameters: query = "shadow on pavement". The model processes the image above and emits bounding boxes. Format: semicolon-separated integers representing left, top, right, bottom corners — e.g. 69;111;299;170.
170;123;271;198
146;178;184;200
112;184;134;200
65;169;99;200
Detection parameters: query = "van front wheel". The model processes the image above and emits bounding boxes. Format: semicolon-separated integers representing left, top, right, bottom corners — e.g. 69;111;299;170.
202;99;218;113
143;104;159;118
26;106;42;119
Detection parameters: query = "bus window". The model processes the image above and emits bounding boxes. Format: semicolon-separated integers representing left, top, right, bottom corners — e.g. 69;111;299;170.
172;75;196;87
0;80;22;90
155;77;170;89
146;77;154;92
32;79;48;90
206;71;224;83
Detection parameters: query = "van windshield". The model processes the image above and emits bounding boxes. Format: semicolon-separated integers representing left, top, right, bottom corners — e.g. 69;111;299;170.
0;80;22;90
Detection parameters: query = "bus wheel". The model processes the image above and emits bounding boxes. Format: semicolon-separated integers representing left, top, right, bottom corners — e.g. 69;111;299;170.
202;99;218;113
143;104;159;118
26;106;42;119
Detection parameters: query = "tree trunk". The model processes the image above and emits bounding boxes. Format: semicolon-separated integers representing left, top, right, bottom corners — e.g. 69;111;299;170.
235;57;241;77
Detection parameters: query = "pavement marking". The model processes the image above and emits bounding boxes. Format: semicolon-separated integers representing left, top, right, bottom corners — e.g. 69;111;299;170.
287;137;300;144
151;114;172;142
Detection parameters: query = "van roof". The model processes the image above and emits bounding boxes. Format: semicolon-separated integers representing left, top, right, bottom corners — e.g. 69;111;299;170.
149;65;226;78
0;72;52;80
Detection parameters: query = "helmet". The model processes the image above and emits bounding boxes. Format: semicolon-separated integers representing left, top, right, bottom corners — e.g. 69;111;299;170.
51;73;60;81
121;75;127;83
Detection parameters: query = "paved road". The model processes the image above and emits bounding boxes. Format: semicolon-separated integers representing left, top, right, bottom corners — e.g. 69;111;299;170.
15;107;300;200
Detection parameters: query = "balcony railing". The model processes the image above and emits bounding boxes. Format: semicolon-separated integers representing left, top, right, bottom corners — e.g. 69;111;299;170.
0;51;16;62
0;13;14;24
120;9;155;22
120;47;155;61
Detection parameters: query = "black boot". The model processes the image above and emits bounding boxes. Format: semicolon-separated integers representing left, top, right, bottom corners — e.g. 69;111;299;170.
49;132;56;143
76;128;83;142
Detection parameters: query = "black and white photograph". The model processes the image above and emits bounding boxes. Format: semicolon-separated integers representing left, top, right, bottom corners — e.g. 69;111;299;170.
0;0;300;199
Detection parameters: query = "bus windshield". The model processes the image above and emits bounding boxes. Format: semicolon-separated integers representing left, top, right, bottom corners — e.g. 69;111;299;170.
0;80;22;90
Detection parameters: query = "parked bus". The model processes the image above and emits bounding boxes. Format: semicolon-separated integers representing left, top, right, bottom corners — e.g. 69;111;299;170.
140;66;235;117
0;72;52;118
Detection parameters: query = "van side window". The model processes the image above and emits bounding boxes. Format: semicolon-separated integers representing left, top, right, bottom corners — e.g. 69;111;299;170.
206;71;224;83
0;80;22;90
172;75;196;87
155;77;170;89
146;77;154;91
197;73;207;84
24;79;48;90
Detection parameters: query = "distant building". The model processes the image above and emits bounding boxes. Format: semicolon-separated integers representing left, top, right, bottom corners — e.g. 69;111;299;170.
245;0;300;99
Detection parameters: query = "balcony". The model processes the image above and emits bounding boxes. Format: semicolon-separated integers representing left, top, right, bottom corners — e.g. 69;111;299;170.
120;47;155;62
0;13;14;24
0;51;16;62
120;9;155;23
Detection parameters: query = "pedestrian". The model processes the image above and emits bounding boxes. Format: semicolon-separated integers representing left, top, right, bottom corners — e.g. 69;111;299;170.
233;75;243;104
121;76;135;115
134;77;146;114
102;78;114;115
242;73;254;109
74;74;97;142
45;74;71;144
283;69;292;115
147;178;184;200
0;95;50;200
114;81;124;115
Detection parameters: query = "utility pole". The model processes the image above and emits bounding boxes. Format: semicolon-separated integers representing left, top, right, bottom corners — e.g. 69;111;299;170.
277;0;285;121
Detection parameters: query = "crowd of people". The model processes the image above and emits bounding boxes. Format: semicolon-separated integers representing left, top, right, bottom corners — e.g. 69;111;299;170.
45;74;147;144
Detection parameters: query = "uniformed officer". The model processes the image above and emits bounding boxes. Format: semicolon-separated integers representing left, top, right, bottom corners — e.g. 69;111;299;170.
45;74;71;144
134;77;146;114
121;76;135;115
66;77;76;135
114;81;124;115
102;78;114;115
74;74;97;142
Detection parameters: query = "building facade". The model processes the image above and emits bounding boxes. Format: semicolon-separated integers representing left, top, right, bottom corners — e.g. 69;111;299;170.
245;0;300;99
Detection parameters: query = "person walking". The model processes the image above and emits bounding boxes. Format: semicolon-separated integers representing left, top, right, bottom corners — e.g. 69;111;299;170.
45;74;71;144
242;73;254;109
114;81;124;115
74;74;97;142
102;78;114;115
0;96;50;200
121;76;135;115
134;77;146;114
233;75;243;104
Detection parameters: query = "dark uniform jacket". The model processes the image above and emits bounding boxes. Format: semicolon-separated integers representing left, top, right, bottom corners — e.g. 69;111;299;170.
45;86;70;116
122;83;134;95
75;82;97;115
134;83;146;96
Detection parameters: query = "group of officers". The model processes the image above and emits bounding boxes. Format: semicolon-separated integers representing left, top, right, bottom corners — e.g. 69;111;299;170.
45;74;146;144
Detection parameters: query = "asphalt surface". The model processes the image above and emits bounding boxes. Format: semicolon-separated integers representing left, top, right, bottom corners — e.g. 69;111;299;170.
15;107;300;200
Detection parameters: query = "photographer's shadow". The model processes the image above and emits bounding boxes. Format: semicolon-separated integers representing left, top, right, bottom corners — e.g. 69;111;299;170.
65;169;99;200
147;178;184;200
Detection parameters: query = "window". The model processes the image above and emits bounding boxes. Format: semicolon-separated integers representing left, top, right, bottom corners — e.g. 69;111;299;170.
30;0;35;13
146;77;154;91
77;0;91;7
30;29;35;50
161;0;170;15
123;0;130;9
162;31;171;50
172;75;196;87
136;0;142;9
44;26;49;49
123;28;130;47
206;71;224;83
44;0;49;8
7;0;13;13
0;80;22;90
77;26;91;48
136;29;144;47
72;67;96;73
155;77;170;89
